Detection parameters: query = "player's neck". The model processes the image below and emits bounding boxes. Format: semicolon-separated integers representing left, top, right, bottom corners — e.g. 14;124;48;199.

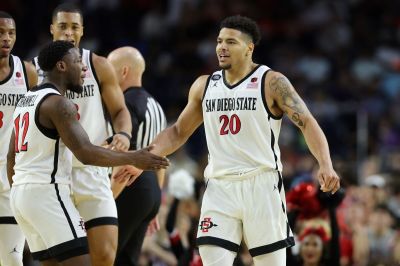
224;62;257;85
42;77;67;95
0;56;11;81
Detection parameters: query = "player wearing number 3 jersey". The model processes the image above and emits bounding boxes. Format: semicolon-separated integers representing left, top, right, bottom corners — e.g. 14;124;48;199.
150;15;340;266
0;11;37;266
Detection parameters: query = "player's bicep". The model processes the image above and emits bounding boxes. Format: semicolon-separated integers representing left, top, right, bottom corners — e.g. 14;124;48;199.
268;72;311;129
94;55;126;117
50;98;92;153
174;76;207;137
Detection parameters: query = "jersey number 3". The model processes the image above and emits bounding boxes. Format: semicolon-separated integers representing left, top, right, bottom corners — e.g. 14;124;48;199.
14;112;29;152
219;114;241;135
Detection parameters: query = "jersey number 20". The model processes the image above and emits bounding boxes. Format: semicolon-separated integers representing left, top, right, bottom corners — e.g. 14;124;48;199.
219;114;241;135
14;112;29;152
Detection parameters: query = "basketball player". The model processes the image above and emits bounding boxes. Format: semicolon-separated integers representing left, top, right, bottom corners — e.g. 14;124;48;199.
150;15;340;266
32;4;132;265
8;40;169;266
0;11;38;266
107;46;167;266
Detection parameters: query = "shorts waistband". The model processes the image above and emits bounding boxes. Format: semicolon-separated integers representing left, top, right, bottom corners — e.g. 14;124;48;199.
211;167;277;181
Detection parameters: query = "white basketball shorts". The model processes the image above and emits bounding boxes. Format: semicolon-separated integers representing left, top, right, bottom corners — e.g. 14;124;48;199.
71;166;117;229
10;183;88;261
196;169;294;257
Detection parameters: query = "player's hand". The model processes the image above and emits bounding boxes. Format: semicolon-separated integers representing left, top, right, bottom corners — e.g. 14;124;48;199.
112;165;143;186
131;145;169;170
317;166;340;194
146;215;160;236
109;133;130;151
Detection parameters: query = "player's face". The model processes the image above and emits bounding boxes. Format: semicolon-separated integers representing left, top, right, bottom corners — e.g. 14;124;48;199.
216;28;251;70
51;12;83;48
65;48;86;93
0;18;16;58
300;235;323;264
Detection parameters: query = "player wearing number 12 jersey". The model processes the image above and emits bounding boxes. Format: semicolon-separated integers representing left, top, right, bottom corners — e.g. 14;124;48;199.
150;15;340;266
0;11;37;266
8;41;169;265
32;4;132;265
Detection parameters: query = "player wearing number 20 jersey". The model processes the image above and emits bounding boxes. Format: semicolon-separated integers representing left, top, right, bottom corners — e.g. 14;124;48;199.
202;65;283;179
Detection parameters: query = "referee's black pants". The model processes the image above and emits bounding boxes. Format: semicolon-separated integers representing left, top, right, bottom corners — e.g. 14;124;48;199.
114;171;161;266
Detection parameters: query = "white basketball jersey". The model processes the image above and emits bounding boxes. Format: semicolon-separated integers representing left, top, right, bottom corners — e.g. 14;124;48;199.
34;48;111;167
202;65;283;179
0;55;29;191
12;85;72;185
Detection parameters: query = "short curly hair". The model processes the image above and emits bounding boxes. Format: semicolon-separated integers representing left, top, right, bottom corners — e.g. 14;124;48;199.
0;11;14;20
38;40;75;71
220;15;261;45
52;3;83;24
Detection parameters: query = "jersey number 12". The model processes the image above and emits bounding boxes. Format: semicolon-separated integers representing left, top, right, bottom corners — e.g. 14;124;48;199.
14;112;29;152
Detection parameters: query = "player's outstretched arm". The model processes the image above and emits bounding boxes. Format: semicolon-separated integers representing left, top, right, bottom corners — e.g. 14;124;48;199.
266;71;340;194
23;61;38;89
150;75;208;157
93;54;132;151
41;95;169;170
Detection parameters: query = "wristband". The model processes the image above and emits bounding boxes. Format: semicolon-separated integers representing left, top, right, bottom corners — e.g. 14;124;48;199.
116;131;131;140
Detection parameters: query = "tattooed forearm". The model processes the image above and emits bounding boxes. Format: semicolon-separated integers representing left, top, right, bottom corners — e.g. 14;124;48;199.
269;76;304;114
292;113;304;127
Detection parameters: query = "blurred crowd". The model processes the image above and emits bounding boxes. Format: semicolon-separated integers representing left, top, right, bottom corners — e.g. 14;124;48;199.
2;0;400;265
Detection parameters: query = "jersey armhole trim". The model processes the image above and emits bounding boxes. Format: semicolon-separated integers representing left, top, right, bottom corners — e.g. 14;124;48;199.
34;93;60;139
201;75;212;103
0;56;14;85
261;70;283;120
21;59;29;91
89;51;101;94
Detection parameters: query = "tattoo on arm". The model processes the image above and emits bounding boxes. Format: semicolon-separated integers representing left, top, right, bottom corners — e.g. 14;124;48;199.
269;76;305;127
58;99;77;120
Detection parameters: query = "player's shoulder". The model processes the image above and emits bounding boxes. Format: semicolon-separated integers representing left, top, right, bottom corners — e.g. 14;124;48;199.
90;52;114;78
266;70;284;78
23;60;37;76
41;93;76;118
188;75;210;100
90;51;108;66
263;70;289;89
193;75;210;88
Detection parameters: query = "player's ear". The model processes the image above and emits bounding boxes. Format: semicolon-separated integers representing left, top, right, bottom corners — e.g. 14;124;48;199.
246;42;254;57
50;24;54;35
56;61;67;72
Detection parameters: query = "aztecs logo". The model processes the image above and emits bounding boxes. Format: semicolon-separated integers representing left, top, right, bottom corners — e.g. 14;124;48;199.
78;218;86;232
199;217;218;232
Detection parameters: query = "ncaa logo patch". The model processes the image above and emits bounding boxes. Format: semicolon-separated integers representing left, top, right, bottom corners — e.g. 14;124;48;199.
211;74;221;81
199;217;218;232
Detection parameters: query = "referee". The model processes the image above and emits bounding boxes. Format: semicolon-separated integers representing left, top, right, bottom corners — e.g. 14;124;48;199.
108;47;167;266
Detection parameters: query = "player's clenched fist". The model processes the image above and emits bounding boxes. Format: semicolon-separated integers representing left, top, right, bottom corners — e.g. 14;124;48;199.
317;166;340;194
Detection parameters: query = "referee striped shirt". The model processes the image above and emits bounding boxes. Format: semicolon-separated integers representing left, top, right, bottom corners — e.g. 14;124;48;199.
123;86;167;150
